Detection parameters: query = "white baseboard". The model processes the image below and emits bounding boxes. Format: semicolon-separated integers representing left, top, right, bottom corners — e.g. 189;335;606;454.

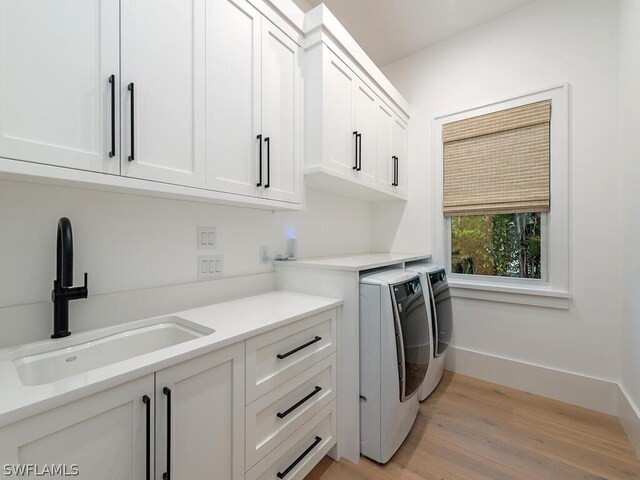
444;346;619;415
618;384;640;458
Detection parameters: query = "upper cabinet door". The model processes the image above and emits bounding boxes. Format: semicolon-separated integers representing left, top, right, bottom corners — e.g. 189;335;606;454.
121;0;206;187
375;101;394;190
392;116;408;195
206;0;262;197
0;0;120;173
322;51;356;176
261;22;301;204
353;80;377;185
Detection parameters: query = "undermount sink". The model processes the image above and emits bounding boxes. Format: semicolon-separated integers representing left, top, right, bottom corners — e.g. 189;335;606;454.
13;317;214;386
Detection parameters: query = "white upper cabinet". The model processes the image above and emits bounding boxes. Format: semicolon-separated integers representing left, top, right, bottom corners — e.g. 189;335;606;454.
205;0;262;197
304;44;409;201
0;0;120;174
322;54;356;176
120;0;206;187
353;80;377;186
260;22;302;204
392;116;408;196
205;0;301;204
375;101;394;190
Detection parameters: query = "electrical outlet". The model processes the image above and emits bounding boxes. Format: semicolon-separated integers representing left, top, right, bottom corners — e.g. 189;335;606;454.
198;255;223;280
259;245;270;264
197;227;217;250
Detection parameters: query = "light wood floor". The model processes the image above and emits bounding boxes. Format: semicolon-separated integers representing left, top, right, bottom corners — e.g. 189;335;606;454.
307;372;640;480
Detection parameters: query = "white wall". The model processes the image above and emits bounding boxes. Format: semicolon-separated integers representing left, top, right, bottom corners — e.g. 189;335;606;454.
0;181;371;347
619;0;640;448
374;0;625;381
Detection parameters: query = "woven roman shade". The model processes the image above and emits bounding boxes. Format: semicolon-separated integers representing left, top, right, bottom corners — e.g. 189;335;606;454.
443;100;551;216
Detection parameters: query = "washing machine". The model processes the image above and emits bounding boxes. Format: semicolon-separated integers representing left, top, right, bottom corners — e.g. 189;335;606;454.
406;264;453;401
359;269;430;463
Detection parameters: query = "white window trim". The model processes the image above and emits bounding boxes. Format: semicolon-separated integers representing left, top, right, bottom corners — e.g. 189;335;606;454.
432;84;571;309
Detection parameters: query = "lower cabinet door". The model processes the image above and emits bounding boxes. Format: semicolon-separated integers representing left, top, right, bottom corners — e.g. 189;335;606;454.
154;343;245;480
246;400;337;480
0;375;155;480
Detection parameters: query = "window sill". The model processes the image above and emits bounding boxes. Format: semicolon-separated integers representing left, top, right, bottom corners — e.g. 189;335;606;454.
448;279;572;309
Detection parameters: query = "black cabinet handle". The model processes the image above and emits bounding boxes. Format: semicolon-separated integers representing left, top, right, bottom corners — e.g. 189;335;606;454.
264;137;270;188
277;386;322;419
162;387;171;480
392;156;398;186
127;83;135;162
256;134;262;187
352;131;358;170
277;336;322;360
142;395;151;480
108;75;115;158
276;436;322;479
357;133;362;171
395;156;399;186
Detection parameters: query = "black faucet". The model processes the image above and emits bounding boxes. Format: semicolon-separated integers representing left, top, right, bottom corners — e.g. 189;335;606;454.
51;217;88;338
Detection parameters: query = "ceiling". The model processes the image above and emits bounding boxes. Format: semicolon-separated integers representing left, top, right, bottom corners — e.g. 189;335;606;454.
303;0;537;66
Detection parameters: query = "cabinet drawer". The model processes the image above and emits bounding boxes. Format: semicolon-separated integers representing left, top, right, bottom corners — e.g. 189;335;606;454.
246;354;336;468
246;400;337;480
246;309;336;403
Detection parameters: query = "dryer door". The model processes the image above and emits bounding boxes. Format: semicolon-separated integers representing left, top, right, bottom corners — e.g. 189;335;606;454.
392;276;430;402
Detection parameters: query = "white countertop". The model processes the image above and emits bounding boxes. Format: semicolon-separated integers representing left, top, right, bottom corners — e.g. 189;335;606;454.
0;291;341;428
275;253;431;272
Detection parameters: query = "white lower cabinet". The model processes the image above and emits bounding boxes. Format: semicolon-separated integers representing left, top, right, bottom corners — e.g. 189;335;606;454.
0;344;244;480
0;308;338;480
245;309;338;478
246;401;337;480
0;375;154;480
245;354;336;468
155;343;245;480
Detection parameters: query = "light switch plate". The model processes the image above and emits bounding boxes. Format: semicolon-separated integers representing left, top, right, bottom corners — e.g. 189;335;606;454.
197;227;217;250
259;245;270;264
198;255;223;280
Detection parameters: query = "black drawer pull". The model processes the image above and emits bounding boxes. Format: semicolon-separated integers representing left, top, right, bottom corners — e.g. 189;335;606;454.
277;386;322;419
142;395;151;480
277;336;322;360
276;436;322;479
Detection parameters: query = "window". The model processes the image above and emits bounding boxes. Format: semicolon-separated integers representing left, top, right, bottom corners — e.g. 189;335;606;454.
433;85;570;307
451;212;543;279
442;100;550;280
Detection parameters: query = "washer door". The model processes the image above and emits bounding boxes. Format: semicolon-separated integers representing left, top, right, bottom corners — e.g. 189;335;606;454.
429;270;453;357
392;276;430;402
